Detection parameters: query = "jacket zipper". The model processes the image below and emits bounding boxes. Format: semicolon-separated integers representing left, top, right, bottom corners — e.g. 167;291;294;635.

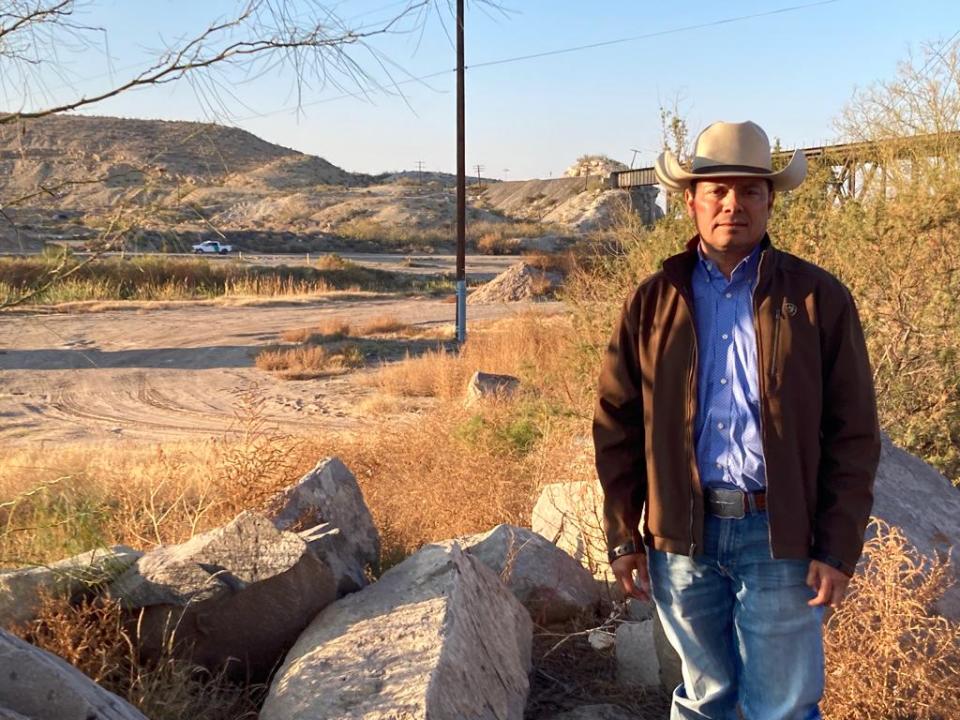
683;293;700;556
769;307;782;381
687;337;699;555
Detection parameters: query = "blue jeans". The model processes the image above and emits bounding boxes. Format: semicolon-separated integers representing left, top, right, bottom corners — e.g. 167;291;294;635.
648;512;824;720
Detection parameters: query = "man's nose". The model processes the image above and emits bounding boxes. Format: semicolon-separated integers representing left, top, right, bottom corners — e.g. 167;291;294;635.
722;189;743;211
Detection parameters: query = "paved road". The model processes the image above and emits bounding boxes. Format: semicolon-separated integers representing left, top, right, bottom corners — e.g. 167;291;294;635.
1;250;524;280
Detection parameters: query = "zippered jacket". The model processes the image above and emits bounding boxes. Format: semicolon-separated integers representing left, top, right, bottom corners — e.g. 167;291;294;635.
593;235;880;575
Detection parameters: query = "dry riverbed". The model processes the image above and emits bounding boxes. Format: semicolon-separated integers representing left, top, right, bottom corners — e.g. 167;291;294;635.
0;296;563;445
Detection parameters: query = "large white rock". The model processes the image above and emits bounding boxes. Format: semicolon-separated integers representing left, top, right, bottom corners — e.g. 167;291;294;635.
531;480;612;585
266;456;380;594
109;511;336;681
872;433;960;618
0;628;147;720
261;541;532;720
0;546;140;629
464;371;520;406
615;620;660;688
460;524;599;624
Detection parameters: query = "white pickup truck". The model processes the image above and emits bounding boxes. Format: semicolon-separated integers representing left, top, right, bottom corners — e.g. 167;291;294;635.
191;240;233;255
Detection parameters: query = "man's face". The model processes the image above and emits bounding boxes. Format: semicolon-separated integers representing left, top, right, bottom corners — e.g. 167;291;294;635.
684;177;774;256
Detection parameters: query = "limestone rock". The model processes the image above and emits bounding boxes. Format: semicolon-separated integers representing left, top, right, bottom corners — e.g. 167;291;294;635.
548;704;639;720
531;480;612;584
0;628;147;720
460;524;599;624
0;707;32;720
261;541;532;720
872;433;960;619
0;546;140;629
616;619;660;688
563;155;628;178
109;511;336;681
467;262;561;304
266;456;380;593
464;371;520;406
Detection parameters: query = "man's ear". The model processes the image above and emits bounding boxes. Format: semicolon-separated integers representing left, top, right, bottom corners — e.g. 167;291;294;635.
683;187;696;218
768;190;776;214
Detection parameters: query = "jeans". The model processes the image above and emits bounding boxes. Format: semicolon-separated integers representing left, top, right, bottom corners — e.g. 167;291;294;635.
648;511;824;720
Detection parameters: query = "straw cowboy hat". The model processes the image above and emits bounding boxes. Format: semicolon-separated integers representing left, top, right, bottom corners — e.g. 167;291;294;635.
655;120;807;192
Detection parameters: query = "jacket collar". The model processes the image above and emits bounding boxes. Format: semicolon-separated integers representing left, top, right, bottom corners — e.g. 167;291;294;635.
663;234;776;299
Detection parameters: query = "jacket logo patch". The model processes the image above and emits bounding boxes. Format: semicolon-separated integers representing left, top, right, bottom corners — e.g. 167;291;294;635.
784;301;798;317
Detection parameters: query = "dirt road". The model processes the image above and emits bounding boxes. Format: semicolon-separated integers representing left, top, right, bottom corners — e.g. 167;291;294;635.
0;297;562;445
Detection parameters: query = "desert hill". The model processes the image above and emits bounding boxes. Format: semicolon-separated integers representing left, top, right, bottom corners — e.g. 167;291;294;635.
0;114;629;252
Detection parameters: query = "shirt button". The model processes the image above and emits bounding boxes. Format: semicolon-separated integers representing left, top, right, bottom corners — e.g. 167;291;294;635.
721;333;729;340
717;422;725;430
725;292;732;298
716;463;723;470
720;378;728;385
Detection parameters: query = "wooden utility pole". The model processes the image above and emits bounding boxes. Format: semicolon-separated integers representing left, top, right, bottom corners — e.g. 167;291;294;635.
455;0;466;344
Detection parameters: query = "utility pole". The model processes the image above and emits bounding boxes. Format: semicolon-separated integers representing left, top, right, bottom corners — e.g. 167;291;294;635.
455;0;466;345
503;168;510;180
629;148;641;168
416;160;425;187
474;164;484;189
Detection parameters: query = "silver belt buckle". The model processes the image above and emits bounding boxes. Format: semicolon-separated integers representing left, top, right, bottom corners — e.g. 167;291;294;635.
709;489;745;519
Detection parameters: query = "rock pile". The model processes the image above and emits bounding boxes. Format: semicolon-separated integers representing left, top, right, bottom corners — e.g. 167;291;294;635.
3;435;954;718
467;262;562;304
564;154;628;178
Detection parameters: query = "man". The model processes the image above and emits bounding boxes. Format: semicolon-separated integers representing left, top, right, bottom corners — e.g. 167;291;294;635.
593;120;880;720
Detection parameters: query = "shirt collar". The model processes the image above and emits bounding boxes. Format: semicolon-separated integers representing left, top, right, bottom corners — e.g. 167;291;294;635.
696;242;762;287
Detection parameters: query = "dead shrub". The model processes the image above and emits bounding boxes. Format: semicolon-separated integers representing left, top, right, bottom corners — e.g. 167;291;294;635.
254;344;331;379
477;232;517;255
12;591;263;720
523;250;576;274
355;315;410;335
822;519;960;719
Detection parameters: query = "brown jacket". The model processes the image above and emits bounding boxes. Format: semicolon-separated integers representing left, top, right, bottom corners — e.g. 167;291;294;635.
593;235;880;575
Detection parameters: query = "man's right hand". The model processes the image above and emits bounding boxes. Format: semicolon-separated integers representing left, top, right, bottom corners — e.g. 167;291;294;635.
610;552;650;601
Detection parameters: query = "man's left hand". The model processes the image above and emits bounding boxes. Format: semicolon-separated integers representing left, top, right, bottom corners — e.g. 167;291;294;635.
806;560;850;608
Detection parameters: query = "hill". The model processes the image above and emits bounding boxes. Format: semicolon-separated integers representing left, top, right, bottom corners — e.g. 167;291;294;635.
0;114;626;252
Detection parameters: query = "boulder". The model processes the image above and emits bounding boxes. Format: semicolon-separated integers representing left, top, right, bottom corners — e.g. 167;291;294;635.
872;433;960;619
108;511;336;682
460;524;599;624
0;546;141;629
265;456;380;594
464;371;520;406
0;628;147;720
615;620;660;688
548;704;639;720
531;480;612;585
261;541;532;720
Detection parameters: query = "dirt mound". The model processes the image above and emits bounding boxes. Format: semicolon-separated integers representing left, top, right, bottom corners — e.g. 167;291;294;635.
467;262;562;305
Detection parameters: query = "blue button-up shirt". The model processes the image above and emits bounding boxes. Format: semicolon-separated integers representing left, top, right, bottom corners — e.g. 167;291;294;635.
692;244;767;491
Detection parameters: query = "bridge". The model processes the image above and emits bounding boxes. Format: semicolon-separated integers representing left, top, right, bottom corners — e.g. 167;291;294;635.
609;131;960;207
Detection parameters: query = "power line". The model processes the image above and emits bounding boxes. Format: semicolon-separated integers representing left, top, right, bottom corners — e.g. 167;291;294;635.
235;0;841;121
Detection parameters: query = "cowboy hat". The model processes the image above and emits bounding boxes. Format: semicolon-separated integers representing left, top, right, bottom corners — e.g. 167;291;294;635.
655;120;807;192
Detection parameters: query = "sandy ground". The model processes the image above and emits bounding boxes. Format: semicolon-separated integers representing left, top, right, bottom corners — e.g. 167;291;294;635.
0;296;563;446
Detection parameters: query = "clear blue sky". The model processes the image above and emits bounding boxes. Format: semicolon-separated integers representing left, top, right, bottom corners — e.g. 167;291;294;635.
10;0;960;178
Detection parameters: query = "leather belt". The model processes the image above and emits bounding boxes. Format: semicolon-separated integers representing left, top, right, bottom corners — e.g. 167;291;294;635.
705;488;766;519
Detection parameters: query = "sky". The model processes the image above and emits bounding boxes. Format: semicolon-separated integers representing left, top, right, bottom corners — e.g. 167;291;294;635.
6;0;960;179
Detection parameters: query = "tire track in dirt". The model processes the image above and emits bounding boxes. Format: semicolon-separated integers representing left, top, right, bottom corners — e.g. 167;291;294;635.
1;297;564;445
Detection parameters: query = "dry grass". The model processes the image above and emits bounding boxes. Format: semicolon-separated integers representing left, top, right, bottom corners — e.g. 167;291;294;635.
355;314;410;335
822;520;960;720
280;318;352;343
12;592;263;720
366;311;588;408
